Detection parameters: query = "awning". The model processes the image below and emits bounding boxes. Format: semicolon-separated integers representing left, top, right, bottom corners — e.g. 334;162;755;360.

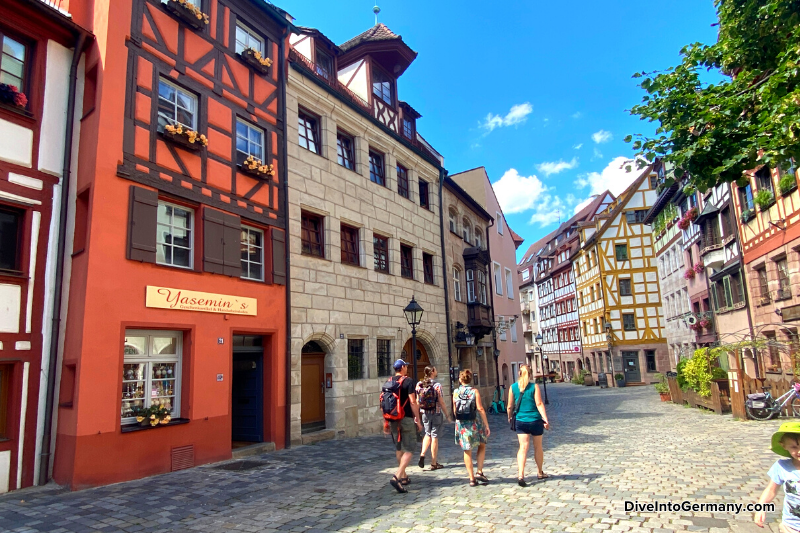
709;258;741;281
694;201;720;224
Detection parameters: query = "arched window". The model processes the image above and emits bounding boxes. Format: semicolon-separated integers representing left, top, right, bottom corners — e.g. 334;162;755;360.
448;208;458;234
474;227;482;248
462;218;472;244
453;267;462;302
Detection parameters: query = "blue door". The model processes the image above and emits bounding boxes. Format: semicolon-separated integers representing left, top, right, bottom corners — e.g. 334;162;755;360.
232;343;263;442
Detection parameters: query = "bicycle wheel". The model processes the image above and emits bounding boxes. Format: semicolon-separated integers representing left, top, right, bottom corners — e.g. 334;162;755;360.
747;404;776;420
792;396;800;417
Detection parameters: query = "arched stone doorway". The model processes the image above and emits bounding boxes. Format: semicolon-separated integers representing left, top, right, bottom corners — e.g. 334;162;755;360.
585;358;592;372
301;340;327;433
402;338;430;381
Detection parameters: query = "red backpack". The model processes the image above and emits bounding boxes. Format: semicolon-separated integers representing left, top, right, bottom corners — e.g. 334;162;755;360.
380;376;408;421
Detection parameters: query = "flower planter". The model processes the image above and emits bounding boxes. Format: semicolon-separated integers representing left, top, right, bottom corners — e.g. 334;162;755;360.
0;100;32;118
780;183;797;197
240;156;275;180
615;379;626;388
741;210;755;223
160;127;207;152
162;0;209;30
240;48;272;75
659;392;671;402
0;84;29;116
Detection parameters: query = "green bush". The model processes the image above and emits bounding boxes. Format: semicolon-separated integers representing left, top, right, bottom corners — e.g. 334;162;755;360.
754;189;775;209
677;348;726;398
653;373;670;394
780;174;797;195
676;358;689;390
711;367;728;380
614;373;624;381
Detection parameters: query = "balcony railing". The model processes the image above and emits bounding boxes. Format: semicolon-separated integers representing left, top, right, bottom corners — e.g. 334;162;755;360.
699;234;723;255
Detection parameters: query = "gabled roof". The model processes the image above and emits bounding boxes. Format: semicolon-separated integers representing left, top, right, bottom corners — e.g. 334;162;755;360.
509;227;525;249
399;101;421;119
296;26;340;53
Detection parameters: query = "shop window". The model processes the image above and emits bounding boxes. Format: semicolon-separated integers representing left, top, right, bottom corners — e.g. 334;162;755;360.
373;233;389;273
377;339;392;377
301;211;324;258
158;78;197;130
337;131;355;170
423;252;434;284
347;339;365;380
240;226;264;281
121;331;182;425
340;224;360;266
236;118;265;163
235;22;264;55
298;108;320;154
369;149;386;186
400;244;413;279
157;201;193;269
397;164;409;199
623;313;636;331
646;350;657;372
0;205;23;272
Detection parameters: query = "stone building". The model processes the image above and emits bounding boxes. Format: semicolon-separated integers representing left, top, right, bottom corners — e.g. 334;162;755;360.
442;177;494;404
286;24;447;443
450;168;525;400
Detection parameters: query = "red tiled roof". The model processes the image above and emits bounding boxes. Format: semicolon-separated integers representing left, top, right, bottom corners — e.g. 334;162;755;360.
340;23;405;52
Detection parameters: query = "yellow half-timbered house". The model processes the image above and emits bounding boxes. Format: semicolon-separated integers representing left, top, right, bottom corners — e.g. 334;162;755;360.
575;164;669;385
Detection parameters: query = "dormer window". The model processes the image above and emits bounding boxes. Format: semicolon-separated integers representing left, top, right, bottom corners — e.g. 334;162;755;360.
372;65;393;105
315;48;334;81
402;117;413;139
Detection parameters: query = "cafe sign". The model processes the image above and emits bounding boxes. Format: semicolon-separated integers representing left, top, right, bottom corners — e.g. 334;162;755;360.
146;286;257;316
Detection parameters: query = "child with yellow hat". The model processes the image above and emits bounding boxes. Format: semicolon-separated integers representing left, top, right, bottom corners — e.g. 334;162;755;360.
756;421;800;532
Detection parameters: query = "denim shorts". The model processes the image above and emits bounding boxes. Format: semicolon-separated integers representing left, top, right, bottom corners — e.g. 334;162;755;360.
515;419;544;436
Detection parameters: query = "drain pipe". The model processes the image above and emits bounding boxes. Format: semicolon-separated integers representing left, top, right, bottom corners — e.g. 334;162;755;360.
437;169;453;401
279;30;292;450
39;32;86;486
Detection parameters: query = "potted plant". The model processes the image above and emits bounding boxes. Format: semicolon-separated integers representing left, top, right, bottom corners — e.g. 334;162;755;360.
0;83;28;114
683;268;696;280
740;209;755;223
133;404;172;427
239;47;272;74
240;155;275;180
780;174;798;196
653;373;671;401
754;189;775;210
614;373;625;387
162;0;209;30
161;123;208;151
693;261;704;274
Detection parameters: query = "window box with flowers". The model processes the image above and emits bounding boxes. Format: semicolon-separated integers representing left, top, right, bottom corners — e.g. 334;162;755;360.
754;189;775;210
240;155;275;180
160;123;207;151
689;318;711;332
693;261;704;274
0;83;30;117
161;0;209;30
741;209;756;223
780;174;798;197
683;268;696;280
239;47;272;75
677;207;698;230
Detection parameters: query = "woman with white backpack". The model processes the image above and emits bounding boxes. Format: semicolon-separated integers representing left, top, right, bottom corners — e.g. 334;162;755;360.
453;369;490;487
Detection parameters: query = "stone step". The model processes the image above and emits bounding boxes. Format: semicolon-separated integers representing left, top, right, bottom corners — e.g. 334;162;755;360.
231;442;276;459
301;428;336;445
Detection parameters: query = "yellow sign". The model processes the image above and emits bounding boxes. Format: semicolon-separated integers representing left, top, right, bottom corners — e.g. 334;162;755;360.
145;286;257;316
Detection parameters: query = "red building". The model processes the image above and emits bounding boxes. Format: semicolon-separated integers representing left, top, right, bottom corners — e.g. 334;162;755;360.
51;0;292;489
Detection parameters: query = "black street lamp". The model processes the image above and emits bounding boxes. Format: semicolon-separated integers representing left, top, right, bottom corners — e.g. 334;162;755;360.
404;296;424;382
535;333;548;405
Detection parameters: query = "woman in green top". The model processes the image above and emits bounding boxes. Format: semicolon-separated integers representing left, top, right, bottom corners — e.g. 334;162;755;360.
507;364;549;486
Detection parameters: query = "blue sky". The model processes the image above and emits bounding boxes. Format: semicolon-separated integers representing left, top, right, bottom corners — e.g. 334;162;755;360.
277;0;721;261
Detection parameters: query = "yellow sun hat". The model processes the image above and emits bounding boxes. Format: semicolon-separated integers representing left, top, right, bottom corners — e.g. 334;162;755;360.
771;421;800;457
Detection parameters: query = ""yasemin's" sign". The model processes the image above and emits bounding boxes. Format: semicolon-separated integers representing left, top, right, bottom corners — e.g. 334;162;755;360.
145;286;257;316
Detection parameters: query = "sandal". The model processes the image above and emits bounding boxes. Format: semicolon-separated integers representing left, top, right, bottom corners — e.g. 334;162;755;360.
469;478;477;487
430;463;444;470
475;471;489;483
390;475;408;493
400;476;410;485
537;473;550;480
418;455;425;469
518;477;527;487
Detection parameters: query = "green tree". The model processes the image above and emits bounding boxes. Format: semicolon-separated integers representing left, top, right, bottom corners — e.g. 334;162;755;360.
626;0;800;190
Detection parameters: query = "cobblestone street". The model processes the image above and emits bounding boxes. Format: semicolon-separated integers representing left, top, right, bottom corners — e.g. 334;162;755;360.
0;384;786;533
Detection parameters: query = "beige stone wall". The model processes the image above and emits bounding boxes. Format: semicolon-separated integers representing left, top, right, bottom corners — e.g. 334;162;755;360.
287;67;447;444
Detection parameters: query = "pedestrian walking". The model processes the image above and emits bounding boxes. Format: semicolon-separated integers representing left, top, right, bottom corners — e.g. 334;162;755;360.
416;366;451;470
507;364;549;487
380;359;423;494
755;421;800;531
453;369;490;487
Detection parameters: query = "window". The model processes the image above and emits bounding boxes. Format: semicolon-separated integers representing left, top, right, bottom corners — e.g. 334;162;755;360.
756;266;769;300
645;350;656;372
371;66;393;105
649;174;658;190
625;210;647;224
402;118;413;139
336;131;355;170
301;211;324;257
419;179;430;210
235;22;264;55
377;339;392;377
505;268;513;299
494;263;503;295
448;209;457;233
511;321;518;343
623;313;636;331
765;332;779;371
776;258;791;299
397;164;409;199
466;269;475;302
453;267;462;301
156;201;193;268
497;213;503;234
298;108;320;154
462;219;471;243
615;244;628;261
236;119;264;162
474;228;482;249
478;269;488;304
158;78;197;130
347;339;365;380
369;150;386;186
619;278;632;296
422;253;434;284
121;330;182;425
373;234;389;273
522;269;529;281
315;48;334;81
1;34;26;93
739;184;755;211
499;316;506;341
240;226;264;281
0;206;22;272
400;244;413;279
340;225;360;266
756;166;774;194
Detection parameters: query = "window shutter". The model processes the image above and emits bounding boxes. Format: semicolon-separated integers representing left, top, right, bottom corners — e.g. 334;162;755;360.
222;212;241;277
272;227;286;285
127;186;158;263
203;207;226;274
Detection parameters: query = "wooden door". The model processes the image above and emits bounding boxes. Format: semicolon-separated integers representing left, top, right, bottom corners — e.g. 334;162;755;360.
301;354;325;427
402;338;430;382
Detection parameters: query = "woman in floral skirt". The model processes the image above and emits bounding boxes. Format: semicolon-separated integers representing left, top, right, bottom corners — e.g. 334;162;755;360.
453;369;490;486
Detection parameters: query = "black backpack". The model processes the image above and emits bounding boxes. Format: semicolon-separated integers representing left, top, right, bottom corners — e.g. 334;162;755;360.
380;376;408;421
454;387;477;421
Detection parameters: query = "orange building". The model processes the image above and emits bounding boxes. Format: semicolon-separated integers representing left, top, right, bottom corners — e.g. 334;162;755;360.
51;0;293;489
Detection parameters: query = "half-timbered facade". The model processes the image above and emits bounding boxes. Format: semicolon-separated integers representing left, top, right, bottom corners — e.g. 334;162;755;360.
52;0;292;490
0;0;90;494
575;166;668;385
517;233;554;377
286;24;447;443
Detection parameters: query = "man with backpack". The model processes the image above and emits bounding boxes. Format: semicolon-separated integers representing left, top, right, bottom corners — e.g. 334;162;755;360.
380;359;423;493
416;366;451;470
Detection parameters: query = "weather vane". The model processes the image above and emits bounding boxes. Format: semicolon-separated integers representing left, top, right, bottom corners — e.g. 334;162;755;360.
373;3;380;25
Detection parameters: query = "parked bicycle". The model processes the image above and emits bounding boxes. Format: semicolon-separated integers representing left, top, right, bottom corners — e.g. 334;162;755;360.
488;386;506;414
746;383;800;420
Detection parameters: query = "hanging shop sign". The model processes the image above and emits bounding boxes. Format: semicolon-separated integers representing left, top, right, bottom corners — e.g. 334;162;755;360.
780;304;800;323
146;286;257;316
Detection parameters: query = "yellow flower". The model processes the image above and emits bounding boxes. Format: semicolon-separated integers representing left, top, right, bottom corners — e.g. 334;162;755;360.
136;416;144;423
150;414;156;419
150;420;158;426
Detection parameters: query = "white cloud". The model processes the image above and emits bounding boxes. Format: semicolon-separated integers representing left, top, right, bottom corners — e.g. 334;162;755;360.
573;143;583;150
572;112;583;119
592;129;613;144
536;158;578;177
593;147;603;160
492;169;547;214
575;156;640;197
481;102;533;132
